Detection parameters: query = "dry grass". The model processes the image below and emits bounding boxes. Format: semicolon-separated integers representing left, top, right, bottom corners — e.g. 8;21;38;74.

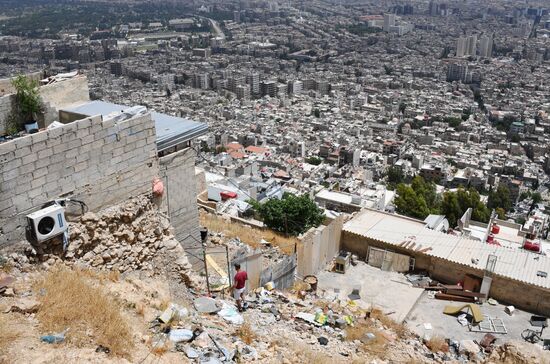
425;336;449;353
370;308;409;339
236;322;256;345
135;302;145;317
200;212;299;254
0;313;20;356
34;266;133;358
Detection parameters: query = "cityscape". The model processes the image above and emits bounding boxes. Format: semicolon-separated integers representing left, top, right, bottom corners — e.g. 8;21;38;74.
1;0;550;363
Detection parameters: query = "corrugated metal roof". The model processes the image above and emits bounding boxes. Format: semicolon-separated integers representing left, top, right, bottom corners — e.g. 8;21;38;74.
344;209;550;290
62;100;208;152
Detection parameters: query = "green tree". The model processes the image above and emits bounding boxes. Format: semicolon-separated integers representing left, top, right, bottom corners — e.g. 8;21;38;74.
532;192;542;205
488;185;512;212
305;156;323;165
12;75;42;122
387;166;404;185
411;176;438;208
249;193;325;236
495;207;506;220
394;184;430;219
441;192;462;227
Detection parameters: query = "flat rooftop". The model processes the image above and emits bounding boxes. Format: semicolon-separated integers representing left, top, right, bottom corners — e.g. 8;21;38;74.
61;100;208;152
344;209;550;290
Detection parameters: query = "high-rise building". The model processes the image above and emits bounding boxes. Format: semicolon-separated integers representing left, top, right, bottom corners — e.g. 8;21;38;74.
446;63;469;82
428;1;439;16
261;80;277;97
456;36;468;57
467;34;477;56
383;14;396;32
288;80;303;95
246;73;260;96
456;35;477;57
233;11;241;23
235;85;250;100
479;35;493;58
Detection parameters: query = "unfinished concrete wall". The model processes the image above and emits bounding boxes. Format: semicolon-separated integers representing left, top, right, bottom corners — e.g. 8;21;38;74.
297;215;343;277
0;113;159;249
159;147;200;248
0;94;15;135
0;75;90;134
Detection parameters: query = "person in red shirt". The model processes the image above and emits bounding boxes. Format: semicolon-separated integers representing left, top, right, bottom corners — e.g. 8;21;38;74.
232;263;248;312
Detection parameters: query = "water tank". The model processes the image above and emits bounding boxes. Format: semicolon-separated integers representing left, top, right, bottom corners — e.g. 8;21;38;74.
491;224;500;234
486;234;494;243
523;240;541;253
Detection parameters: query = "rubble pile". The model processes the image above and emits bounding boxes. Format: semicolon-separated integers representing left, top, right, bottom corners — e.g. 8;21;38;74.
61;196;175;272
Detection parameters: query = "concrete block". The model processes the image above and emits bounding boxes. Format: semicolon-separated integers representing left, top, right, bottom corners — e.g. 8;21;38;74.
35;156;51;170
33;166;48;179
67;139;81;150
30;175;47;189
74;161;88;173
3;157;22;172
80;134;95;145
76;117;93;129
2;166;19;181
47;126;64;139
30;130;49;143
14;180;31;195
28;186;43;199
18;162;36;175
13;136;33;149
52;143;67;155
30;140;48;153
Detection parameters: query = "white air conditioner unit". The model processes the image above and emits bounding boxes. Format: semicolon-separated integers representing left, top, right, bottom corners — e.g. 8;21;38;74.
26;204;67;243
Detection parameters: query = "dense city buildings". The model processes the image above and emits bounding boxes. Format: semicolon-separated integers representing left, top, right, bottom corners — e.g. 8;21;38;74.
2;0;550;361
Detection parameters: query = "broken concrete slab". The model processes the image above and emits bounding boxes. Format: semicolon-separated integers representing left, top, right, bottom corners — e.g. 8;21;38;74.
194;297;221;313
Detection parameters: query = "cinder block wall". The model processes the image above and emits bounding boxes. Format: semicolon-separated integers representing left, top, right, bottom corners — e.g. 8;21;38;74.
0;113;159;250
159;147;200;248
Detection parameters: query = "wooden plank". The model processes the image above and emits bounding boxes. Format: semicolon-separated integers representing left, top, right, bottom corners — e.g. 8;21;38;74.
206;254;228;278
447;289;486;298
441;285;463;290
435;292;475;302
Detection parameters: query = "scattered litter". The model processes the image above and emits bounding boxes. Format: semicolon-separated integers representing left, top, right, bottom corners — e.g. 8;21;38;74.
480;333;497;351
469;315;507;334
487;298;498;305
295;312;322;326
239;344;258;361
423;323;433;330
159;303;188;323
348;288;361;301
185;346;200;359
504;306;515;316
318;336;328;345
457;314;468;326
195;297;221;313
169;328;194;343
217;301;244;325
443;304;484;323
264;281;275;291
41;329;68;344
95;345;110;354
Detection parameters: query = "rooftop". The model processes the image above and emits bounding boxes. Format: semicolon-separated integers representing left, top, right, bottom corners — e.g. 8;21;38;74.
61;100;207;152
344;209;550;290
